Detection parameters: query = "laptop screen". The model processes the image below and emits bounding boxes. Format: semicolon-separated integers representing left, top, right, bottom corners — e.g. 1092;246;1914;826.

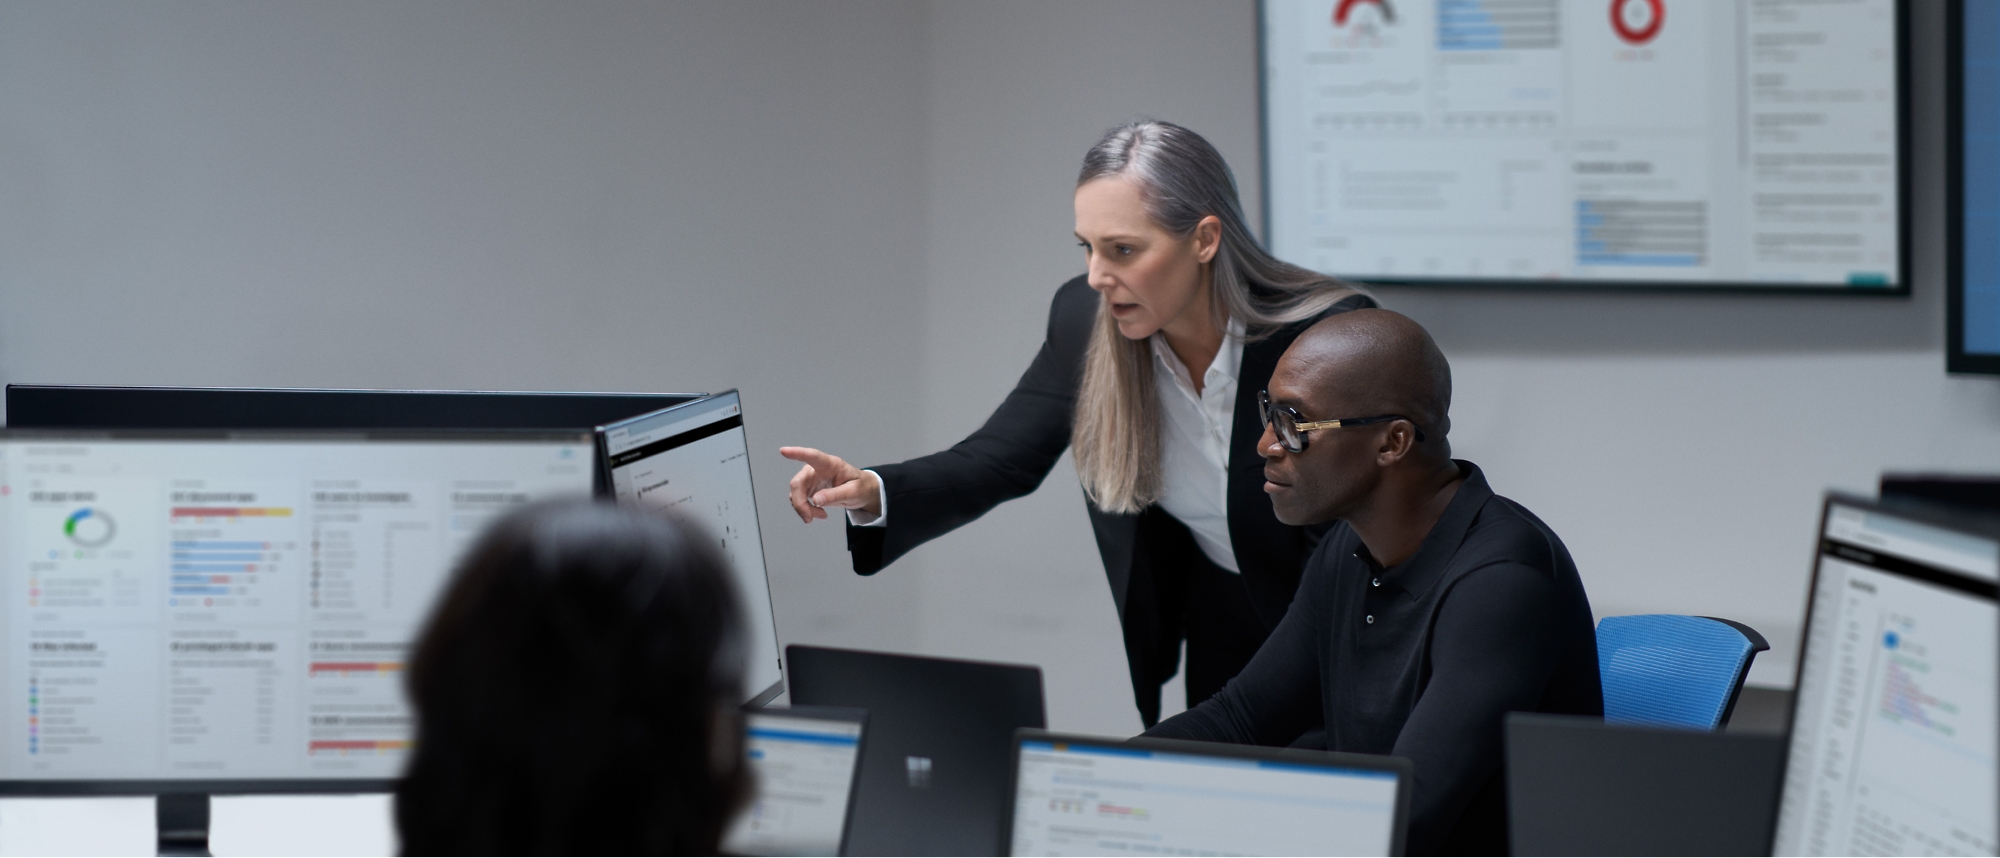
1772;498;2000;855
723;709;865;857
1008;735;1406;856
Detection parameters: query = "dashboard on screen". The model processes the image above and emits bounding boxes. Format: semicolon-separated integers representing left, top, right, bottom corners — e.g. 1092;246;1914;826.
0;432;596;787
1262;0;1906;291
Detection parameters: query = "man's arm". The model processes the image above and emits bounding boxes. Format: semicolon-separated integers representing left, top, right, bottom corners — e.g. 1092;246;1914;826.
1141;558;1326;745
1393;562;1567;854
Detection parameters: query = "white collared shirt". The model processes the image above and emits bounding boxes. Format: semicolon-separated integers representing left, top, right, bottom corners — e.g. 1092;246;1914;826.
853;323;1245;575
1148;321;1242;572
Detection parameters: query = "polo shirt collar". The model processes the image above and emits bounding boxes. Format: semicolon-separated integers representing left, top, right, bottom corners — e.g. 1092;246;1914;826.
1351;460;1492;600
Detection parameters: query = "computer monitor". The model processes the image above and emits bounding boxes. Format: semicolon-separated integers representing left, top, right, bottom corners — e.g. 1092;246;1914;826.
1262;0;1908;292
1772;494;2000;855
1951;0;2000;373
0;428;597;793
1882;473;2000;513
597;391;782;704
1003;730;1412;857
3;385;701;431
723;706;867;857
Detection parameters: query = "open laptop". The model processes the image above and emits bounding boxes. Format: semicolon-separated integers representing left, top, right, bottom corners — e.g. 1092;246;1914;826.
596;391;784;705
723;706;868;857
1003;730;1412;856
1771;493;2000;856
785;645;1045;856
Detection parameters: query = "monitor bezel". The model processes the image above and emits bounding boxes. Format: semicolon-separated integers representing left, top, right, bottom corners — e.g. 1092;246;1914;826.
737;705;869;857
3;384;704;431
1947;0;2000;372
595;390;785;707
1767;490;2000;853
1000;728;1415;857
0;427;599;796
1255;0;1914;296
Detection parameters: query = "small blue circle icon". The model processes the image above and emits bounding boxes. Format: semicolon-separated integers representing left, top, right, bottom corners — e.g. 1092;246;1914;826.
1884;631;1900;649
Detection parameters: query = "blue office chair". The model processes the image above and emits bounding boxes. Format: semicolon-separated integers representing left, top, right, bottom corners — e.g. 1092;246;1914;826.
1596;614;1770;730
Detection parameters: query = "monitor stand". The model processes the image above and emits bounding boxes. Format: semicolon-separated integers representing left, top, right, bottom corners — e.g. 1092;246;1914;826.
156;793;210;857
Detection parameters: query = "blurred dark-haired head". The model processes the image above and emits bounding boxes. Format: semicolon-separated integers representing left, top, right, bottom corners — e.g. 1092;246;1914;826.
396;500;750;856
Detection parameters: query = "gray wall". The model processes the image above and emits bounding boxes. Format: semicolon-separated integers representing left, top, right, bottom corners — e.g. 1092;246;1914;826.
0;0;935;663
1;0;1996;748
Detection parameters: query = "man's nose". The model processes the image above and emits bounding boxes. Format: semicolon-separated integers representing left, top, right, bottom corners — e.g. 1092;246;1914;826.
1257;423;1285;461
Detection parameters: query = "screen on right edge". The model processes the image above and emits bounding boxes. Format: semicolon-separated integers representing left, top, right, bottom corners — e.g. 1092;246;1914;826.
1772;502;1998;855
1960;0;2000;365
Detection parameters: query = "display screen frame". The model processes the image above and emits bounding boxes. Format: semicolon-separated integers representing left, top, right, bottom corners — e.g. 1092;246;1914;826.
1256;0;1914;296
1948;0;2000;372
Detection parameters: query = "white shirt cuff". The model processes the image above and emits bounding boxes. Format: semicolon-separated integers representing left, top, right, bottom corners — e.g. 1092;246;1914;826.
845;469;888;527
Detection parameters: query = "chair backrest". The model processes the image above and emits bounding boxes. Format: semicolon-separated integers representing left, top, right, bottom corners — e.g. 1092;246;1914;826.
1597;614;1770;730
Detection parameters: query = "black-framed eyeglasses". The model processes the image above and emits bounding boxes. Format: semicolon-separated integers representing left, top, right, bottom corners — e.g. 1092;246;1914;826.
1258;389;1426;454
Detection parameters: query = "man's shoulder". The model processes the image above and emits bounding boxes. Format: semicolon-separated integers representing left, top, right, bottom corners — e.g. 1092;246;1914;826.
1452;491;1573;580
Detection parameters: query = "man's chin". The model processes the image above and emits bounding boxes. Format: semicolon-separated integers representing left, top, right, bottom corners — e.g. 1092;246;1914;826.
1270;495;1335;528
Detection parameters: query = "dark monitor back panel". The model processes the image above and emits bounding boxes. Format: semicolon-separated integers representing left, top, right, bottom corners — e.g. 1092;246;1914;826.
1881;473;2000;512
5;385;702;430
1506;713;1785;857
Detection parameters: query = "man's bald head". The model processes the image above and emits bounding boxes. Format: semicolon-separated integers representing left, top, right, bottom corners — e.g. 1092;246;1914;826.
1284;309;1452;456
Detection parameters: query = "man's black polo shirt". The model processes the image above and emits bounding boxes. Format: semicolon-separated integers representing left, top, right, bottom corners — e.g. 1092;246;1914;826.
1146;460;1601;855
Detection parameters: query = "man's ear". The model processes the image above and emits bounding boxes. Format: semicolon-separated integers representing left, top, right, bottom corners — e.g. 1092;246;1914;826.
1375;422;1418;467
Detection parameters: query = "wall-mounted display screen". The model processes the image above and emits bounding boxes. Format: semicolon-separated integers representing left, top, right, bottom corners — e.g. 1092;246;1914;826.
1261;0;1907;291
1951;0;2000;373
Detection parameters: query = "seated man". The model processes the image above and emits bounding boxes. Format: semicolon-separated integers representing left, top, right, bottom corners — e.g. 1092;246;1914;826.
1145;309;1600;855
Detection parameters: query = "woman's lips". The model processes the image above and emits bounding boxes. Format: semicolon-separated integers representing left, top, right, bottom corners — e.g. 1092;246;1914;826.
1109;302;1140;317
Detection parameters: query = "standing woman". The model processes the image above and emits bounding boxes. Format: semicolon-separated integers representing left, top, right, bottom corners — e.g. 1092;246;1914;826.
782;121;1373;727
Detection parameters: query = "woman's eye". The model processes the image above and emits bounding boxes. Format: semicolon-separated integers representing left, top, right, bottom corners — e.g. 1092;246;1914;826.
1116;245;1134;256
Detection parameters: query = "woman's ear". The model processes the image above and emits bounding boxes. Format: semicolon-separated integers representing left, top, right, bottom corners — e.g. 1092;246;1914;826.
1193;215;1222;264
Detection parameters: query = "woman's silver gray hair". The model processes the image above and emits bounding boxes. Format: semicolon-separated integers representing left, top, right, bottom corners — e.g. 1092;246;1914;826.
1070;120;1367;513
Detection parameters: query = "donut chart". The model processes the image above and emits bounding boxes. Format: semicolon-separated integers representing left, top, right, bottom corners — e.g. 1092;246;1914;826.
1611;0;1664;45
63;507;116;547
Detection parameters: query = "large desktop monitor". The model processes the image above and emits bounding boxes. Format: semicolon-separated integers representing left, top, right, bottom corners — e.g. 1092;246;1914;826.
1772;494;2000;855
1951;0;2000;372
0;429;597;792
1003;731;1412;856
3;385;701;431
597;391;783;704
1261;0;1908;291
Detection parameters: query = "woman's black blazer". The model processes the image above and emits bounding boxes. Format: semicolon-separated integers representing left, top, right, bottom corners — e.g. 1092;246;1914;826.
846;275;1375;725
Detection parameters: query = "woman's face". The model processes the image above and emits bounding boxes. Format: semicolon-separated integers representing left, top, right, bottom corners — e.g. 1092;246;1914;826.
1074;176;1220;341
